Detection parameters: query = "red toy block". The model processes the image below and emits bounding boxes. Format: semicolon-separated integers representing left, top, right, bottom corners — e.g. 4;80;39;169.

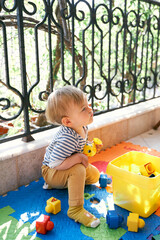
36;214;54;235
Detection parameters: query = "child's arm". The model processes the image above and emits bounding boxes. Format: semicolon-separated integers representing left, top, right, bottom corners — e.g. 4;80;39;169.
54;153;88;171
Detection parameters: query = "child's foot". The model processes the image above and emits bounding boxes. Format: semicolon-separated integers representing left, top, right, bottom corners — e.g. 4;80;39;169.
67;206;100;228
43;182;53;190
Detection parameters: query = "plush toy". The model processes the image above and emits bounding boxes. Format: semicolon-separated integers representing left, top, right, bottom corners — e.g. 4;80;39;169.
83;138;103;157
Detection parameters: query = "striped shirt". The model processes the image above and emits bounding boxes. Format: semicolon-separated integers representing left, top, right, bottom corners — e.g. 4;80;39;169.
43;125;88;168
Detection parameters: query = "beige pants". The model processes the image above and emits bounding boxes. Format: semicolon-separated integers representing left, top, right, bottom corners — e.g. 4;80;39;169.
42;163;100;207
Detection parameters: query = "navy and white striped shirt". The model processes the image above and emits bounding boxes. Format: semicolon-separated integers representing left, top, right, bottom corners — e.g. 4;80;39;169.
43;125;88;168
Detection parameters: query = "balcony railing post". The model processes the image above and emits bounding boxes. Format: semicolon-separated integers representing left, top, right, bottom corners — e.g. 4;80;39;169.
16;0;34;142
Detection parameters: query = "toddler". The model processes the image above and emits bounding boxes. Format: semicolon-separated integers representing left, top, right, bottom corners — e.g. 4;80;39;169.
42;85;100;228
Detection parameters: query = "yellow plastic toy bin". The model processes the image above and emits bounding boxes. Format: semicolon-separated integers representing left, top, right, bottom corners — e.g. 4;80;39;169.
106;151;160;218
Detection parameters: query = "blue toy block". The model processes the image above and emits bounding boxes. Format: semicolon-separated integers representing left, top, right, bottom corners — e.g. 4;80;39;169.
99;173;112;188
106;210;124;229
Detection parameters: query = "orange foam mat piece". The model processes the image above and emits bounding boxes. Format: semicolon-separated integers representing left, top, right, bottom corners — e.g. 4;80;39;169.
155;207;160;217
89;141;160;165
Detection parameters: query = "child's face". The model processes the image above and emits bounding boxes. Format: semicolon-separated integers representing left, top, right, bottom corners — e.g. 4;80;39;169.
67;97;93;129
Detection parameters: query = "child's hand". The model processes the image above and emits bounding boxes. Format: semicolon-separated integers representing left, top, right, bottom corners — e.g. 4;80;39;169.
81;154;89;168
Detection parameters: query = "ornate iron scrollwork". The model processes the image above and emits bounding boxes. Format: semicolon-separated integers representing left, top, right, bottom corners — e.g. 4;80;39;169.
0;0;160;143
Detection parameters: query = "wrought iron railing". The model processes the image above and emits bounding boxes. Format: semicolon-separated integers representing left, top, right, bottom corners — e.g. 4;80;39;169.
0;0;160;143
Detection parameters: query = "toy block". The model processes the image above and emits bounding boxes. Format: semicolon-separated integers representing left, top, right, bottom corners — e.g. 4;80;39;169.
127;213;145;232
140;162;155;176
36;214;54;234
106;210;123;229
45;197;61;214
99;173;112;188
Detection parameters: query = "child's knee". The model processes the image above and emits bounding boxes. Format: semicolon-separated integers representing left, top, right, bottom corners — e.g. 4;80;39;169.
94;168;100;182
91;169;100;183
72;163;86;178
86;164;100;184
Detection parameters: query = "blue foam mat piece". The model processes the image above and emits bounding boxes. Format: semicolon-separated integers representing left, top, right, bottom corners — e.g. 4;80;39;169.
0;178;160;240
0;178;99;240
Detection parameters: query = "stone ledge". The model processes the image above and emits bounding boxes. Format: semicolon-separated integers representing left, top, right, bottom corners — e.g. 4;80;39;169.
89;98;160;131
1;98;160;160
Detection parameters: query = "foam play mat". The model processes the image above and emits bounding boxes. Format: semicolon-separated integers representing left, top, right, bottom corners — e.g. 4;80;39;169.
0;142;160;240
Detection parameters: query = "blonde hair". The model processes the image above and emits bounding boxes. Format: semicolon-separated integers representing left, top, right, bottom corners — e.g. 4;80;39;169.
45;85;86;124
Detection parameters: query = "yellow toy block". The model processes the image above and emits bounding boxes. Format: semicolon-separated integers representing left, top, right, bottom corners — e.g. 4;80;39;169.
127;213;145;232
140;162;155;176
45;197;61;214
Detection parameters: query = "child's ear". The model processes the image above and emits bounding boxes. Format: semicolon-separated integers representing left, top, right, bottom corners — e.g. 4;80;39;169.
61;117;72;127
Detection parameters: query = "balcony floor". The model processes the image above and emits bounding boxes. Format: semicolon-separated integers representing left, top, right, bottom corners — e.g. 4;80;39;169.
128;128;160;152
1;132;160;240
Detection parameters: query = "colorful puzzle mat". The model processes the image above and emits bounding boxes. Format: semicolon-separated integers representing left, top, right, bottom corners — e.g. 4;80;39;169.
0;142;160;240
